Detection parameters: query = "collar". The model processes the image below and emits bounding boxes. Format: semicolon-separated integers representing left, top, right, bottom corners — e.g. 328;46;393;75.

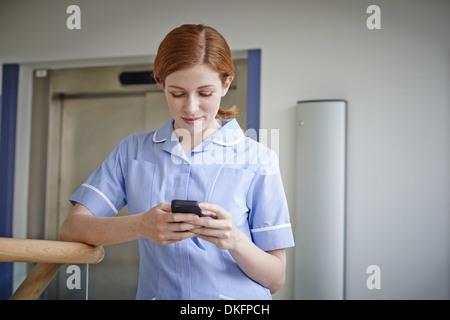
152;118;245;147
152;119;173;143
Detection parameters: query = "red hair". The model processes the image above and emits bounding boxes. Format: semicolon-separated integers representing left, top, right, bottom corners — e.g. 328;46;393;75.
153;24;238;119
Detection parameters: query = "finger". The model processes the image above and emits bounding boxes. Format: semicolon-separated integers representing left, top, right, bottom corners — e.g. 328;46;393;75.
199;203;229;219
195;234;218;246
167;213;200;223
195;233;230;250
192;227;222;238
191;216;226;229
198;210;217;219
161;231;196;245
170;231;196;241
169;222;198;232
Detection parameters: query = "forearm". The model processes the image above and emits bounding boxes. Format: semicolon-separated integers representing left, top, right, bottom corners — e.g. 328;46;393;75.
60;202;198;247
59;204;144;247
228;233;286;294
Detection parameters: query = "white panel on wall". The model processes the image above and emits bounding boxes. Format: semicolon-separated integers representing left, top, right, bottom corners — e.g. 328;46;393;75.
294;100;347;300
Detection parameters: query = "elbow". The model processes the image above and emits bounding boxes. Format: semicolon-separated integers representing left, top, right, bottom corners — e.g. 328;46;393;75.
269;274;286;295
59;203;98;245
59;220;72;242
59;220;67;241
59;215;87;244
59;224;93;246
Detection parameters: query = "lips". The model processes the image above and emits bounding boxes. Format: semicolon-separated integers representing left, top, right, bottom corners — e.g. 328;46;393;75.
182;117;203;125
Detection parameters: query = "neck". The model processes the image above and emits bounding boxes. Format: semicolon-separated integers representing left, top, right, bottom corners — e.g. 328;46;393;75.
175;119;222;154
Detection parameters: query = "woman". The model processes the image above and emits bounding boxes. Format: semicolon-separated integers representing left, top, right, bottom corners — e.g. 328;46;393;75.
60;24;294;300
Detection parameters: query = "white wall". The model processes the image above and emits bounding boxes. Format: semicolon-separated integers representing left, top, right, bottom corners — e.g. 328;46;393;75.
1;0;449;299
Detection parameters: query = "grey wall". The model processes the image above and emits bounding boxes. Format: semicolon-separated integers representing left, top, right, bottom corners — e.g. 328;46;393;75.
1;0;449;299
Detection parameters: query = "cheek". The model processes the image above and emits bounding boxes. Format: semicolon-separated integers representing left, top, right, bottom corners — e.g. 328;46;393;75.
165;96;181;113
201;97;222;112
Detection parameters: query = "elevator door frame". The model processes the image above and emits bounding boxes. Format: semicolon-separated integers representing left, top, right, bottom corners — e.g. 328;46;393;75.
17;51;260;298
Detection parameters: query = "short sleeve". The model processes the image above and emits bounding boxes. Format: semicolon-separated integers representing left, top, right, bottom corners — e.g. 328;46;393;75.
247;149;295;251
69;137;130;217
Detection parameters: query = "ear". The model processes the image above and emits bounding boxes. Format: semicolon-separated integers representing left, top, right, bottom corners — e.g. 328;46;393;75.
221;76;234;96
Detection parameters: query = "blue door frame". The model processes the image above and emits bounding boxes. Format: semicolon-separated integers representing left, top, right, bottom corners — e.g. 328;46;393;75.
0;63;19;300
246;49;261;139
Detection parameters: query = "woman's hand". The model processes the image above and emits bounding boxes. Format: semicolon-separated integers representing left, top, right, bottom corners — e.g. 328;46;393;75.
191;202;287;293
141;203;200;245
191;203;244;250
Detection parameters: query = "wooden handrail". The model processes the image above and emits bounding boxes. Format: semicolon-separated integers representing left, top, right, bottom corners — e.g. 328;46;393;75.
0;237;104;264
0;237;104;300
9;263;64;300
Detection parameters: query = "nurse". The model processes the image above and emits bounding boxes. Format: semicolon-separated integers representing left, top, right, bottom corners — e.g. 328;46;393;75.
59;24;294;300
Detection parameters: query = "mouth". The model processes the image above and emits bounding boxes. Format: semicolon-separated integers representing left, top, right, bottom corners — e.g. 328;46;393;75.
181;116;203;125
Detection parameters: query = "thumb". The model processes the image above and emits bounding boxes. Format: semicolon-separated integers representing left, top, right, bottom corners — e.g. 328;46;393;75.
157;202;171;213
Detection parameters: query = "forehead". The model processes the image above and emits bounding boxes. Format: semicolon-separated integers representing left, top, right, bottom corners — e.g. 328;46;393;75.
165;64;222;88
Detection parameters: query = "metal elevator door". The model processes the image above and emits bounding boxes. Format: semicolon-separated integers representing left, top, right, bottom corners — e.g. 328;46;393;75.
59;91;169;299
28;60;248;299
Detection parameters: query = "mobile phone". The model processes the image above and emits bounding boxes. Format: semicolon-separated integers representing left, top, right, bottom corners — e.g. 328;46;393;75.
171;200;203;217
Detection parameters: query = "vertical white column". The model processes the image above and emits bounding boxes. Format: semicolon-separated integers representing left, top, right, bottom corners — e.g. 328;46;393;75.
294;100;347;299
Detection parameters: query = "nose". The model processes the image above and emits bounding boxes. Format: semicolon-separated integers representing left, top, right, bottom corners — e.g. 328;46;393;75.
184;95;199;115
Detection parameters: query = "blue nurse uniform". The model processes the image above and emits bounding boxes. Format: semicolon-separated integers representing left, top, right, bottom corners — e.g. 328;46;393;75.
70;118;294;299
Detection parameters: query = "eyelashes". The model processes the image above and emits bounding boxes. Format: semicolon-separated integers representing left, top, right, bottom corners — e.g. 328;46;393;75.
171;92;214;98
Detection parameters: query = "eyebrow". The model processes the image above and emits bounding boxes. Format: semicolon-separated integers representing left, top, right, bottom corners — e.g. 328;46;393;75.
168;85;216;90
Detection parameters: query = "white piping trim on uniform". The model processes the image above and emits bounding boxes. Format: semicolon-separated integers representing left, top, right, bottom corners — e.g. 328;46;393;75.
152;128;166;143
82;183;118;214
212;134;245;146
251;223;291;233
152;123;245;145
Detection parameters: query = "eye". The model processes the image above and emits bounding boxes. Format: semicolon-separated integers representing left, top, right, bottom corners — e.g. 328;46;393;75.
199;92;213;97
171;92;185;98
